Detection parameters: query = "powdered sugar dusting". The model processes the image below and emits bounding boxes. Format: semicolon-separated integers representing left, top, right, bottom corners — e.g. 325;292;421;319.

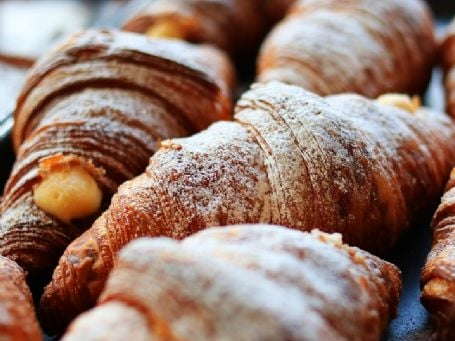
62;225;400;340
44;81;455;327
257;0;435;97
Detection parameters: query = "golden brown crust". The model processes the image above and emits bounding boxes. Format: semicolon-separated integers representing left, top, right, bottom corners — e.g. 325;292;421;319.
61;226;401;341
122;0;295;60
0;29;234;275
442;18;455;118
421;173;455;340
0;256;42;341
13;29;233;148
419;19;455;341
41;81;455;332
257;0;436;97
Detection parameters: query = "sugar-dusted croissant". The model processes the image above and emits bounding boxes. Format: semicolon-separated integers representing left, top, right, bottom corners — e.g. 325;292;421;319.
122;0;295;60
62;225;401;341
41;82;455;331
0;256;41;341
0;29;234;276
442;18;455;118
257;0;435;97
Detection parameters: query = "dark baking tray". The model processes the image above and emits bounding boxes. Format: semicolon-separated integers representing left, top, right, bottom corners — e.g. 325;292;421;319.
0;1;454;340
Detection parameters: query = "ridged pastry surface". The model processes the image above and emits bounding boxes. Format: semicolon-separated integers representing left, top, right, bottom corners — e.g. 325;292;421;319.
62;225;401;341
0;29;234;276
257;0;436;97
442;18;455;117
0;256;41;341
421;20;455;338
123;0;295;59
41;82;455;332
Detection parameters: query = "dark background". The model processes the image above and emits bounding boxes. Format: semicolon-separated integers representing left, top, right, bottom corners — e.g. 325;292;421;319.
429;0;455;18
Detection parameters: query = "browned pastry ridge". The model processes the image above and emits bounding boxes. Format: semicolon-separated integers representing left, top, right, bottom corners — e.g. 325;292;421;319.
442;18;455;118
122;0;295;60
61;225;401;341
421;174;455;341
0;29;234;277
41;82;455;332
257;0;436;97
0;256;42;341
421;21;455;339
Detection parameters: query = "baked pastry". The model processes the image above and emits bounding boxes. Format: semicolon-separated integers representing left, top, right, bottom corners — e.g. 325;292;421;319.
122;0;295;60
0;256;41;341
41;82;455;331
61;225;401;341
0;29;234;276
257;0;435;97
421;47;455;340
442;17;455;117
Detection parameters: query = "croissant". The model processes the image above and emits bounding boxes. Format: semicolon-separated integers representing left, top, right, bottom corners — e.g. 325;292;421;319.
41;82;455;331
61;225;401;341
122;0;295;60
421;179;455;341
0;29;234;277
421;21;455;338
257;0;436;97
442;18;455;118
0;256;41;341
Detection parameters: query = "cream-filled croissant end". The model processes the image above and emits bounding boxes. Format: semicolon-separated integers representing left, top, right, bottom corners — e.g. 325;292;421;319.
0;29;234;277
123;0;295;60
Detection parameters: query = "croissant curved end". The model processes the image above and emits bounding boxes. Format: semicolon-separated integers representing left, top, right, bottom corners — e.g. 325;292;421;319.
376;93;421;114
145;20;186;39
41;228;107;333
33;154;103;224
421;277;455;340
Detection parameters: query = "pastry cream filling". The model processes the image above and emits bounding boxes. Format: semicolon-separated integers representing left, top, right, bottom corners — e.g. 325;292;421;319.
376;93;421;113
145;20;186;39
33;158;102;224
450;168;455;180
